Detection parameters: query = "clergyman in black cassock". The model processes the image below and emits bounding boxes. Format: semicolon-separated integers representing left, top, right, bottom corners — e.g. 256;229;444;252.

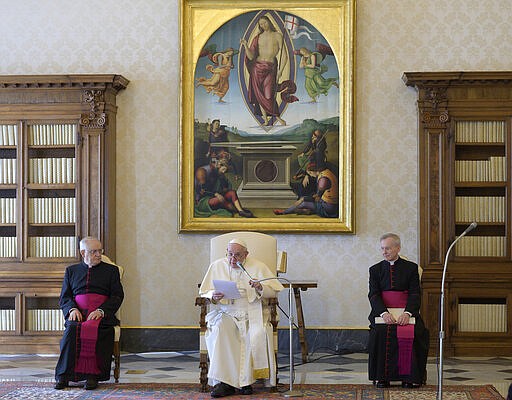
54;237;123;389
367;233;429;388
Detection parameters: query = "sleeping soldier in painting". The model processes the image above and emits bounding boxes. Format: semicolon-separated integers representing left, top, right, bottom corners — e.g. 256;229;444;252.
194;158;254;218
274;160;338;218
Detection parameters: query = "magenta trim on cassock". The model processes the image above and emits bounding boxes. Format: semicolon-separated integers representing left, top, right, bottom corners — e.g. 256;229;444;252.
381;290;414;376
74;293;107;375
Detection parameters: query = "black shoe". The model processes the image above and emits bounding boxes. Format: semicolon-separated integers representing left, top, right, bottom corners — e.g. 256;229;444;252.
211;382;235;398
54;380;68;390
376;380;390;388
402;381;420;388
85;379;98;390
239;385;253;395
238;209;254;218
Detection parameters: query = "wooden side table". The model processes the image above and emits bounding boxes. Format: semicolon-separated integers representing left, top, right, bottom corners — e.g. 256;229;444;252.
290;281;318;362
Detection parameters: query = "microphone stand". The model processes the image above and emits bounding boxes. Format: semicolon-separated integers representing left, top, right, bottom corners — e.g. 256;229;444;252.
258;276;302;397
437;222;477;400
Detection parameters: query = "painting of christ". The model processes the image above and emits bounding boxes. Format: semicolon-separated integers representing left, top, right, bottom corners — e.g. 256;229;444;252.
180;1;355;233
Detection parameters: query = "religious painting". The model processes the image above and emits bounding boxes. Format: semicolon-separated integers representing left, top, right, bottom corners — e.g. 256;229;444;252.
179;0;355;233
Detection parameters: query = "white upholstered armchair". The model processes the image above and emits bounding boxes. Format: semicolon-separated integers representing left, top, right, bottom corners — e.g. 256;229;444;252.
195;231;286;392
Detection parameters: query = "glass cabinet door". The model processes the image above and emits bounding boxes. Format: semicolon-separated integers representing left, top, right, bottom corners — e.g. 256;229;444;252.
0;123;18;260
26;123;78;259
25;296;64;332
1;122;79;260
454;120;507;258
0;296;16;331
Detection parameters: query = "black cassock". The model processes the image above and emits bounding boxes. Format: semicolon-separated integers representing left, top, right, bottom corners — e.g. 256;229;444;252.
55;261;124;382
367;257;429;384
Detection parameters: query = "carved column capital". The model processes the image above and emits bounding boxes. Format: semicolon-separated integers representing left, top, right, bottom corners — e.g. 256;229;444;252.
418;87;450;131
80;89;107;128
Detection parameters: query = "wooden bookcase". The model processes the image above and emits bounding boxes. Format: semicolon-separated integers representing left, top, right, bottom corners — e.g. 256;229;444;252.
403;72;512;356
0;75;128;353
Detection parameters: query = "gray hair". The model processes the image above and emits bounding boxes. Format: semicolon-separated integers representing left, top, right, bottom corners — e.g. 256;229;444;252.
379;233;401;247
79;236;101;250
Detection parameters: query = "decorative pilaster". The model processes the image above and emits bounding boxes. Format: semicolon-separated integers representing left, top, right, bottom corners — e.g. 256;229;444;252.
80;89;106;129
418;87;450;132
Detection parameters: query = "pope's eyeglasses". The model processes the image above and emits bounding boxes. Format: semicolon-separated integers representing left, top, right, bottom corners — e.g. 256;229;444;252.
226;252;245;259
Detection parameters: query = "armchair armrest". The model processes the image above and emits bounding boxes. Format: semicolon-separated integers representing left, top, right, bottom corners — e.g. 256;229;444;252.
195;296;210;331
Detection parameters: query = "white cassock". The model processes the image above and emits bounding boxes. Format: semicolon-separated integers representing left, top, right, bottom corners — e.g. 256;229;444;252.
199;256;284;388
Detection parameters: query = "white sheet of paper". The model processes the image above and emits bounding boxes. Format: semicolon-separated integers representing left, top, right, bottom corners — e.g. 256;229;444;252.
213;280;241;300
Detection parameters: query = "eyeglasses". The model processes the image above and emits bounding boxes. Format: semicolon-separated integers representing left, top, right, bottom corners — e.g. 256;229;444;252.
84;249;104;255
226;252;245;259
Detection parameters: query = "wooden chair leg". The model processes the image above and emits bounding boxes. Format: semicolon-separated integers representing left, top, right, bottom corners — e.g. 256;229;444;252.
199;352;209;392
113;341;120;383
196;297;210;392
269;297;279;391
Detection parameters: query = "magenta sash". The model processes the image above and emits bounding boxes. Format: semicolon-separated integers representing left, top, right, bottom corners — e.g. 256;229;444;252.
74;293;107;375
381;290;414;376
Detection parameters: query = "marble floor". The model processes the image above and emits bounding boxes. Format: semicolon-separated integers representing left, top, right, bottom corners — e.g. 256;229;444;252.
0;351;510;398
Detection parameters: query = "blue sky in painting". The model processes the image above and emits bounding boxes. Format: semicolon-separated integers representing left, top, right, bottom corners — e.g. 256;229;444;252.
194;10;341;135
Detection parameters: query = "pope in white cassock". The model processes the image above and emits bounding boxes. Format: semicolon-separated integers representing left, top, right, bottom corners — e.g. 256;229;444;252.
199;238;284;398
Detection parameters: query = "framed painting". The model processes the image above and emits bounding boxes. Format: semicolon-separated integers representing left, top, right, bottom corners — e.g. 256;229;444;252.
179;0;355;233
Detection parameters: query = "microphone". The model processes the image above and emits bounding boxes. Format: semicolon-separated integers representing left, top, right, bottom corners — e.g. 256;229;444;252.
461;221;477;235
236;261;253;280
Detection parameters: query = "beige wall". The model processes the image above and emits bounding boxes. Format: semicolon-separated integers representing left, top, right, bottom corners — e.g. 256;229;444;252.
2;0;511;328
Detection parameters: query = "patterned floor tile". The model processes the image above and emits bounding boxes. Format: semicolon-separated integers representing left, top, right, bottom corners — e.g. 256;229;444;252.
445;377;475;382
325;367;353;373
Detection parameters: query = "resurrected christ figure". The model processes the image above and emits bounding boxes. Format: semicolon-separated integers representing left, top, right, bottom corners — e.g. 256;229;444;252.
240;15;289;126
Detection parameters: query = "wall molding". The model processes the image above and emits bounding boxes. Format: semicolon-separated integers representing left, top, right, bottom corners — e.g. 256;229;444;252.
120;327;369;354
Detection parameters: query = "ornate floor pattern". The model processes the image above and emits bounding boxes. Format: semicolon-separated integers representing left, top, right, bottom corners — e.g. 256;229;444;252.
0;382;504;400
0;351;510;398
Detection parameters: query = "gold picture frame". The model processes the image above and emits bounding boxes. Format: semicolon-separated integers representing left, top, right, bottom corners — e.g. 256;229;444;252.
179;0;355;233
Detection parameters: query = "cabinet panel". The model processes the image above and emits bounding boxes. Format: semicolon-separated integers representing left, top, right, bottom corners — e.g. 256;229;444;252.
421;287;441;338
457;298;507;333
